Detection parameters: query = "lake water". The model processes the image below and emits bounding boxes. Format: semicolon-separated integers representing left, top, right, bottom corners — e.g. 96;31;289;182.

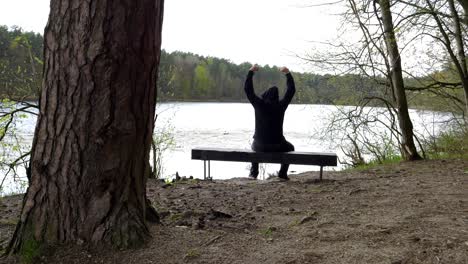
0;102;453;195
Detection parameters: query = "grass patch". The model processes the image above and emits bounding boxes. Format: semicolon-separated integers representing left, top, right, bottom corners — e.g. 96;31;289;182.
425;129;468;159
288;219;300;228
347;128;468;172
258;226;276;237
348;155;403;171
20;238;42;264
307;186;322;193
169;213;182;222
185;248;200;259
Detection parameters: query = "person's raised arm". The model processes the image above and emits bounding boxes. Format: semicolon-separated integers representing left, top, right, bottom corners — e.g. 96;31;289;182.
244;64;261;106
279;66;295;107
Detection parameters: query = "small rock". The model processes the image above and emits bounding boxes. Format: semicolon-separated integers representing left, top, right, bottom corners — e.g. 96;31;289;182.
207;209;232;220
446;240;455;249
192;217;205;230
175;219;191;227
348;189;364;195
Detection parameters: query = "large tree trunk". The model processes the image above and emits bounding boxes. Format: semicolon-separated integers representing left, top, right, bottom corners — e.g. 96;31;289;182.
379;0;422;161
7;0;165;254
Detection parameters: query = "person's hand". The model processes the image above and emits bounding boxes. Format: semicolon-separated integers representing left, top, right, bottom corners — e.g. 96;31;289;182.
280;66;290;74
250;64;259;72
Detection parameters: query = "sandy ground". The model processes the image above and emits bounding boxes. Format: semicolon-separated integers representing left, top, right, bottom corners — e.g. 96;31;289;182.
1;158;467;264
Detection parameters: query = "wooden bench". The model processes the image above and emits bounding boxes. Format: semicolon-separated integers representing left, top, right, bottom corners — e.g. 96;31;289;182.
191;148;338;181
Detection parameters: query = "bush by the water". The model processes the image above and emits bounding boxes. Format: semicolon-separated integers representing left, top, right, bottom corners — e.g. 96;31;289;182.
425;128;468;159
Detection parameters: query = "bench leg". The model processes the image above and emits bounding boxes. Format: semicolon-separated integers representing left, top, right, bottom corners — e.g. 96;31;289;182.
203;160;212;181
204;160;206;180
320;166;323;181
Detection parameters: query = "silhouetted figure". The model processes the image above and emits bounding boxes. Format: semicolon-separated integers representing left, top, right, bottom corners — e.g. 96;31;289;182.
244;64;295;180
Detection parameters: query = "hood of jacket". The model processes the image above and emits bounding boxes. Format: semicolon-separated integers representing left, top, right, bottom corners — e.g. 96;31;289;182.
261;86;279;104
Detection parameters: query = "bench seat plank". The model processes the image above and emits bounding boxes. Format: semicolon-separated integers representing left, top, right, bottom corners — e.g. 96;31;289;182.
192;148;337;166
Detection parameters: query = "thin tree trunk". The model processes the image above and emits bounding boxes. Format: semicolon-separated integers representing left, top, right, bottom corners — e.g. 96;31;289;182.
8;0;164;254
379;0;422;160
456;0;468;25
449;0;468;120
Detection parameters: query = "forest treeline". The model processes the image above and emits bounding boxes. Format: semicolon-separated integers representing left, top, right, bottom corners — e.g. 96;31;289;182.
157;50;384;105
0;25;458;110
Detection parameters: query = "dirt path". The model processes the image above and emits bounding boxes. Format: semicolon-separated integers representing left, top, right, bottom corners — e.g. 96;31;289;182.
1;159;467;263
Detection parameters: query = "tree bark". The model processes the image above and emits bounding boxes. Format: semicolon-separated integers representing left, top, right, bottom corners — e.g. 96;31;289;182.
449;0;468;120
379;0;422;160
456;0;468;25
7;0;165;254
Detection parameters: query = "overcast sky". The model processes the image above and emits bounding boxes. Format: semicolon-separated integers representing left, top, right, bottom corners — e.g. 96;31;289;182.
0;0;342;72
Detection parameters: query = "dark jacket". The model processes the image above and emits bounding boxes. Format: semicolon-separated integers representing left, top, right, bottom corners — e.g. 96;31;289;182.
244;70;295;144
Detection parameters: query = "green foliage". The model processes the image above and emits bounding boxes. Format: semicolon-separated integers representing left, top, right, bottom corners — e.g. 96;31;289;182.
193;64;212;98
0;25;461;111
0;26;42;99
404;64;467;113
19;238;41;264
157;51;389;105
151;109;176;179
352;155;403;171
424;128;468;159
0;98;33;196
348;127;467;171
258;226;276;236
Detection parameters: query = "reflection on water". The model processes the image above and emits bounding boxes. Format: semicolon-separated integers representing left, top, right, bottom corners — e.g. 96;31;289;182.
0;102;453;195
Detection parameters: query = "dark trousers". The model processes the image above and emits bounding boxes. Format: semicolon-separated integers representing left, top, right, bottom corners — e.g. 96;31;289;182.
250;140;294;178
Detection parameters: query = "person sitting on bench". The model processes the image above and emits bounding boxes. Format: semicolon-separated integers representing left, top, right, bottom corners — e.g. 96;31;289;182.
244;64;296;180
